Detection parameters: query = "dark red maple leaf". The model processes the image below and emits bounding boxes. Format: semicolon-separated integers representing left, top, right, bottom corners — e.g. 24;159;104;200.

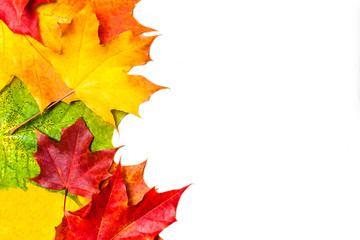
30;118;117;198
55;163;188;240
0;0;53;41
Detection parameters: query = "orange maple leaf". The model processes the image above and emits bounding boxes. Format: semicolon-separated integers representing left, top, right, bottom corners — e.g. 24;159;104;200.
36;0;154;52
92;0;154;44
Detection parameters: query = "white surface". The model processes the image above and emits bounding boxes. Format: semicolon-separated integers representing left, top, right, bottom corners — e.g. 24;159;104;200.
114;0;360;239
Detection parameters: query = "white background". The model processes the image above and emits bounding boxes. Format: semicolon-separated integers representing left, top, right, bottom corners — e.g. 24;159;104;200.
114;0;360;239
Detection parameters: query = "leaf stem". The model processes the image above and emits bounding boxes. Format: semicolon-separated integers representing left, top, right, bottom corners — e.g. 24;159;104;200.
9;90;75;135
64;189;68;211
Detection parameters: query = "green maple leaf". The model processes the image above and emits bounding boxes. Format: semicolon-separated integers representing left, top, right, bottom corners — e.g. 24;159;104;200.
0;78;126;190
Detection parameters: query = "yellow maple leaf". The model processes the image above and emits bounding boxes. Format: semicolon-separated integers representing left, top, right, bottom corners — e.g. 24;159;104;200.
0;184;80;239
34;3;164;127
0;21;77;111
36;0;87;53
0;23;18;87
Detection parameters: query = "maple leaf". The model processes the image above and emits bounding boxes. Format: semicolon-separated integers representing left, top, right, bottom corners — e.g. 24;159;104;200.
0;0;53;41
35;0;87;52
0;23;19;87
35;0;153;52
122;161;151;205
0;78;123;189
92;0;154;44
122;161;164;240
34;3;164;127
0;184;80;240
101;161;151;205
0;21;77;111
55;163;188;240
31;118;117;198
104;161;162;240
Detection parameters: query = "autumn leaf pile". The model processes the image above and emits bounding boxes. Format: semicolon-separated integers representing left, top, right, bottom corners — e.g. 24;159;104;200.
0;1;187;239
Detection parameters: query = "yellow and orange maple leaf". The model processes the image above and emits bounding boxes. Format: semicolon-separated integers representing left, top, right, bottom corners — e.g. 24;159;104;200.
33;4;164;127
36;0;87;52
0;2;161;126
0;21;77;110
36;0;154;52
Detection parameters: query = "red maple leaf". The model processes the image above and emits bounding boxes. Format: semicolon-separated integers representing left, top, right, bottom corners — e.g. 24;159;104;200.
30;118;117;198
0;0;53;41
55;163;188;240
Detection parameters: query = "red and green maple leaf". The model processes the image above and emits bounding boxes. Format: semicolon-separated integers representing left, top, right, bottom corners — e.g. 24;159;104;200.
30;118;117;198
55;163;188;239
